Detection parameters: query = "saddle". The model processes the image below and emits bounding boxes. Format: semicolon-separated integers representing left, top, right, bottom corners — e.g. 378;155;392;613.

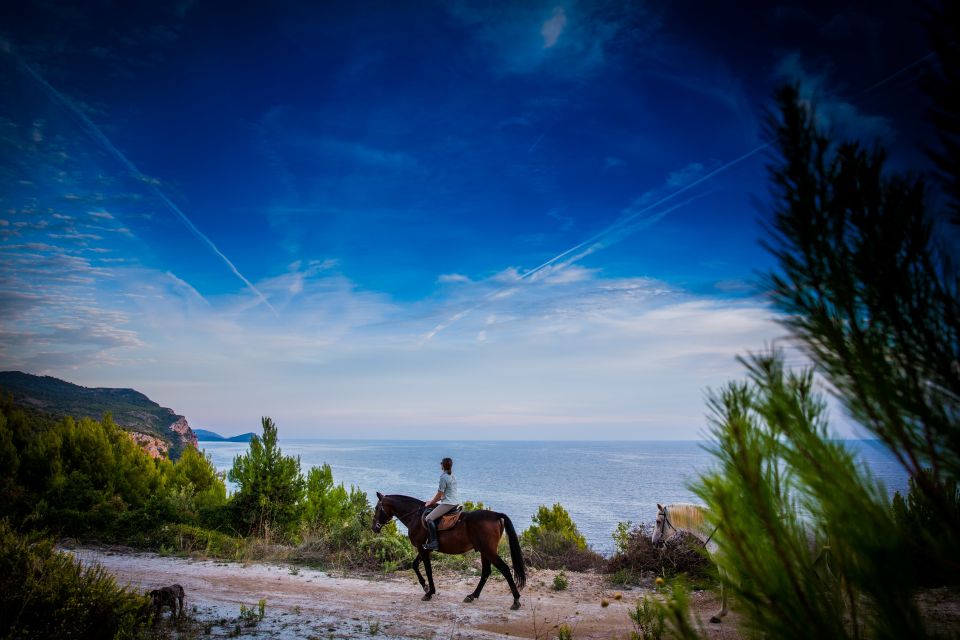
424;505;464;531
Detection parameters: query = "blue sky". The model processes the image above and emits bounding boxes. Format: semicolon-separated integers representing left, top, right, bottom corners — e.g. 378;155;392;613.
0;1;940;438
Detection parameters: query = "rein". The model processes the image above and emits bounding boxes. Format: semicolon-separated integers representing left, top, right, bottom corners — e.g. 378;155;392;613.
376;499;425;531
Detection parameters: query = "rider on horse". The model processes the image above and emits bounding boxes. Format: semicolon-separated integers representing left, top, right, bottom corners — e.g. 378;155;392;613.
423;457;459;550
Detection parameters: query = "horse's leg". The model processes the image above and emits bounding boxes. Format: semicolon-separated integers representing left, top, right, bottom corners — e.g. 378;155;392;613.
421;550;436;600
490;555;521;610
710;567;728;623
464;557;491;603
411;555;428;593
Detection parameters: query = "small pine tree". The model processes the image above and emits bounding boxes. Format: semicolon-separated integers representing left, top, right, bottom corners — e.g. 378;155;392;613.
228;417;305;540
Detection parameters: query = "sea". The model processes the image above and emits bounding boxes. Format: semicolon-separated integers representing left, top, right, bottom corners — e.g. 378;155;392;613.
200;439;910;556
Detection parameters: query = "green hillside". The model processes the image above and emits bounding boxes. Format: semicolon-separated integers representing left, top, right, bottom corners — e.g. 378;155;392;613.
0;371;197;459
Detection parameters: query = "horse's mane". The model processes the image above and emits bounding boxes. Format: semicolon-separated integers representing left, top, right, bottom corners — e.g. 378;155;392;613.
385;494;425;509
665;503;710;533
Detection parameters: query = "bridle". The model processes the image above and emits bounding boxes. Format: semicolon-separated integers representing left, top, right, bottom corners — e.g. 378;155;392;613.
657;505;718;546
658;506;677;538
373;499;423;532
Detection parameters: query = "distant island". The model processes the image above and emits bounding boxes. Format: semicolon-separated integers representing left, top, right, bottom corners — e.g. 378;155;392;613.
194;428;256;442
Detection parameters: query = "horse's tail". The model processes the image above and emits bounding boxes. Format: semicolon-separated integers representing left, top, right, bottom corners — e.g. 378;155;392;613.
498;513;526;591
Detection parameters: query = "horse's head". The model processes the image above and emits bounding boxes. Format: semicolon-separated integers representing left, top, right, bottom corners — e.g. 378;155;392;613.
372;491;391;533
651;503;669;546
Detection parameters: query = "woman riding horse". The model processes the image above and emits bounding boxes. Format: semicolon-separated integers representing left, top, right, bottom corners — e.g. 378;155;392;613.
373;491;526;609
423;457;458;550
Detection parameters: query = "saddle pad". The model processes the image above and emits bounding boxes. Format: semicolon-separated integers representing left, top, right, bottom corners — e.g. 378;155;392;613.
437;512;463;531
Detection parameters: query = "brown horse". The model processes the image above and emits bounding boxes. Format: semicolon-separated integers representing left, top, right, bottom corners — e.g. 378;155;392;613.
373;492;526;610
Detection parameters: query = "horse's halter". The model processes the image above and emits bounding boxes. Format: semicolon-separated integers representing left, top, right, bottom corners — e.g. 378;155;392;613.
373;498;422;532
373;501;389;532
655;506;677;543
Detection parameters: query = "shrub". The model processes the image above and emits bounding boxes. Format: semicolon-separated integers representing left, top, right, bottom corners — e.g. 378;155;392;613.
0;521;149;638
552;570;568;591
522;503;586;549
892;470;960;586
521;503;603;570
629;596;666;640
607;524;710;583
228;417;305;540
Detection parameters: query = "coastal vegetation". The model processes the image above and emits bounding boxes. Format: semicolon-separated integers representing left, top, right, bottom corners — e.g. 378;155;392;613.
0;371;197;459
0;521;149;638
647;82;960;638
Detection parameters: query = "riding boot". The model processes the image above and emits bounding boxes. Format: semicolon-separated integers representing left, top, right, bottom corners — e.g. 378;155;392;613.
423;520;439;550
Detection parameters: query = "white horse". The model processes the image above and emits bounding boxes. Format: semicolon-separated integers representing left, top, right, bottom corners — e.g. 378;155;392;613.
651;503;727;623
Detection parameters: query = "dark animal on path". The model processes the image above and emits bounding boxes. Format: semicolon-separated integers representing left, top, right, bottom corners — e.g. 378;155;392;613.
149;583;185;622
373;492;526;610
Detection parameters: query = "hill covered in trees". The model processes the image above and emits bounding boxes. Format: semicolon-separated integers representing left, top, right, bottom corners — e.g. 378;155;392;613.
0;371;197;459
194;428;255;442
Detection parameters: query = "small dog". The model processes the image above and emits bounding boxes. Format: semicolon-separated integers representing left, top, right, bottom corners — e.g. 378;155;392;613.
149;584;185;623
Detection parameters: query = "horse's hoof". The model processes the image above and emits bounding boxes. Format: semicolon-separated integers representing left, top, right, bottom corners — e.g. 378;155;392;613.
422;594;432;601
709;616;722;624
463;595;475;603
510;601;521;610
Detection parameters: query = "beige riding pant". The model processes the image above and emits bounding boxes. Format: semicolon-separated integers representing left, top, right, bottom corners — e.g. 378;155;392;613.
425;503;457;522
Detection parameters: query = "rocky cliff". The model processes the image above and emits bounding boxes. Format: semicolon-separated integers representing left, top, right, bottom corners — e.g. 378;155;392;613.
0;371;198;460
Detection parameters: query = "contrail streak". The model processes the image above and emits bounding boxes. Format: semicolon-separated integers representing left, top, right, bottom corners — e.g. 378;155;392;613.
419;190;717;346
7;47;278;316
849;51;935;99
519;143;768;284
419;144;767;345
420;48;938;345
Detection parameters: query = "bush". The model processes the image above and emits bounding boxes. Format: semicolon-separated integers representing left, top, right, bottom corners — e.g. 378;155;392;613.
607;524;710;583
0;521;149;638
521;504;603;571
892;471;960;586
552;570;569;591
629;596;666;640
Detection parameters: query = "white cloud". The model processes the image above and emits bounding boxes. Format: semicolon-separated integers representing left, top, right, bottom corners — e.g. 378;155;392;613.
775;53;894;142
438;273;471;284
666;162;705;188
541;7;567;48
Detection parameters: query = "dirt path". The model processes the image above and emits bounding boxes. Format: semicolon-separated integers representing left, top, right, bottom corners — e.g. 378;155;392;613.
67;548;742;639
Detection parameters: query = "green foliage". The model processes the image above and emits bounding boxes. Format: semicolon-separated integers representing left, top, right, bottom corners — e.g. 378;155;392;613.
228;417;306;540
522;503;587;550
612;521;633;555
304;463;367;530
0;521;149;638
556;622;573;640
0;393;229;549
892;470;960;586
628;596;666;640
521;503;602;571
170;445;228;514
764;84;960;555
552;570;569;591
461;500;488;511
688;353;922;637
655;81;960;638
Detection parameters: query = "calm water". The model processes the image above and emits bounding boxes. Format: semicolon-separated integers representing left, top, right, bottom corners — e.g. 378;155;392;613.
200;439;909;555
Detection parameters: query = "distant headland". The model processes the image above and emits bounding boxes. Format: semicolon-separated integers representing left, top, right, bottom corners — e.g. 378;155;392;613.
194;428;256;442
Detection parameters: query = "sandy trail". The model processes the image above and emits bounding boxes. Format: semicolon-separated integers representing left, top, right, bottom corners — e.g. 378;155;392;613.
67;547;741;639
